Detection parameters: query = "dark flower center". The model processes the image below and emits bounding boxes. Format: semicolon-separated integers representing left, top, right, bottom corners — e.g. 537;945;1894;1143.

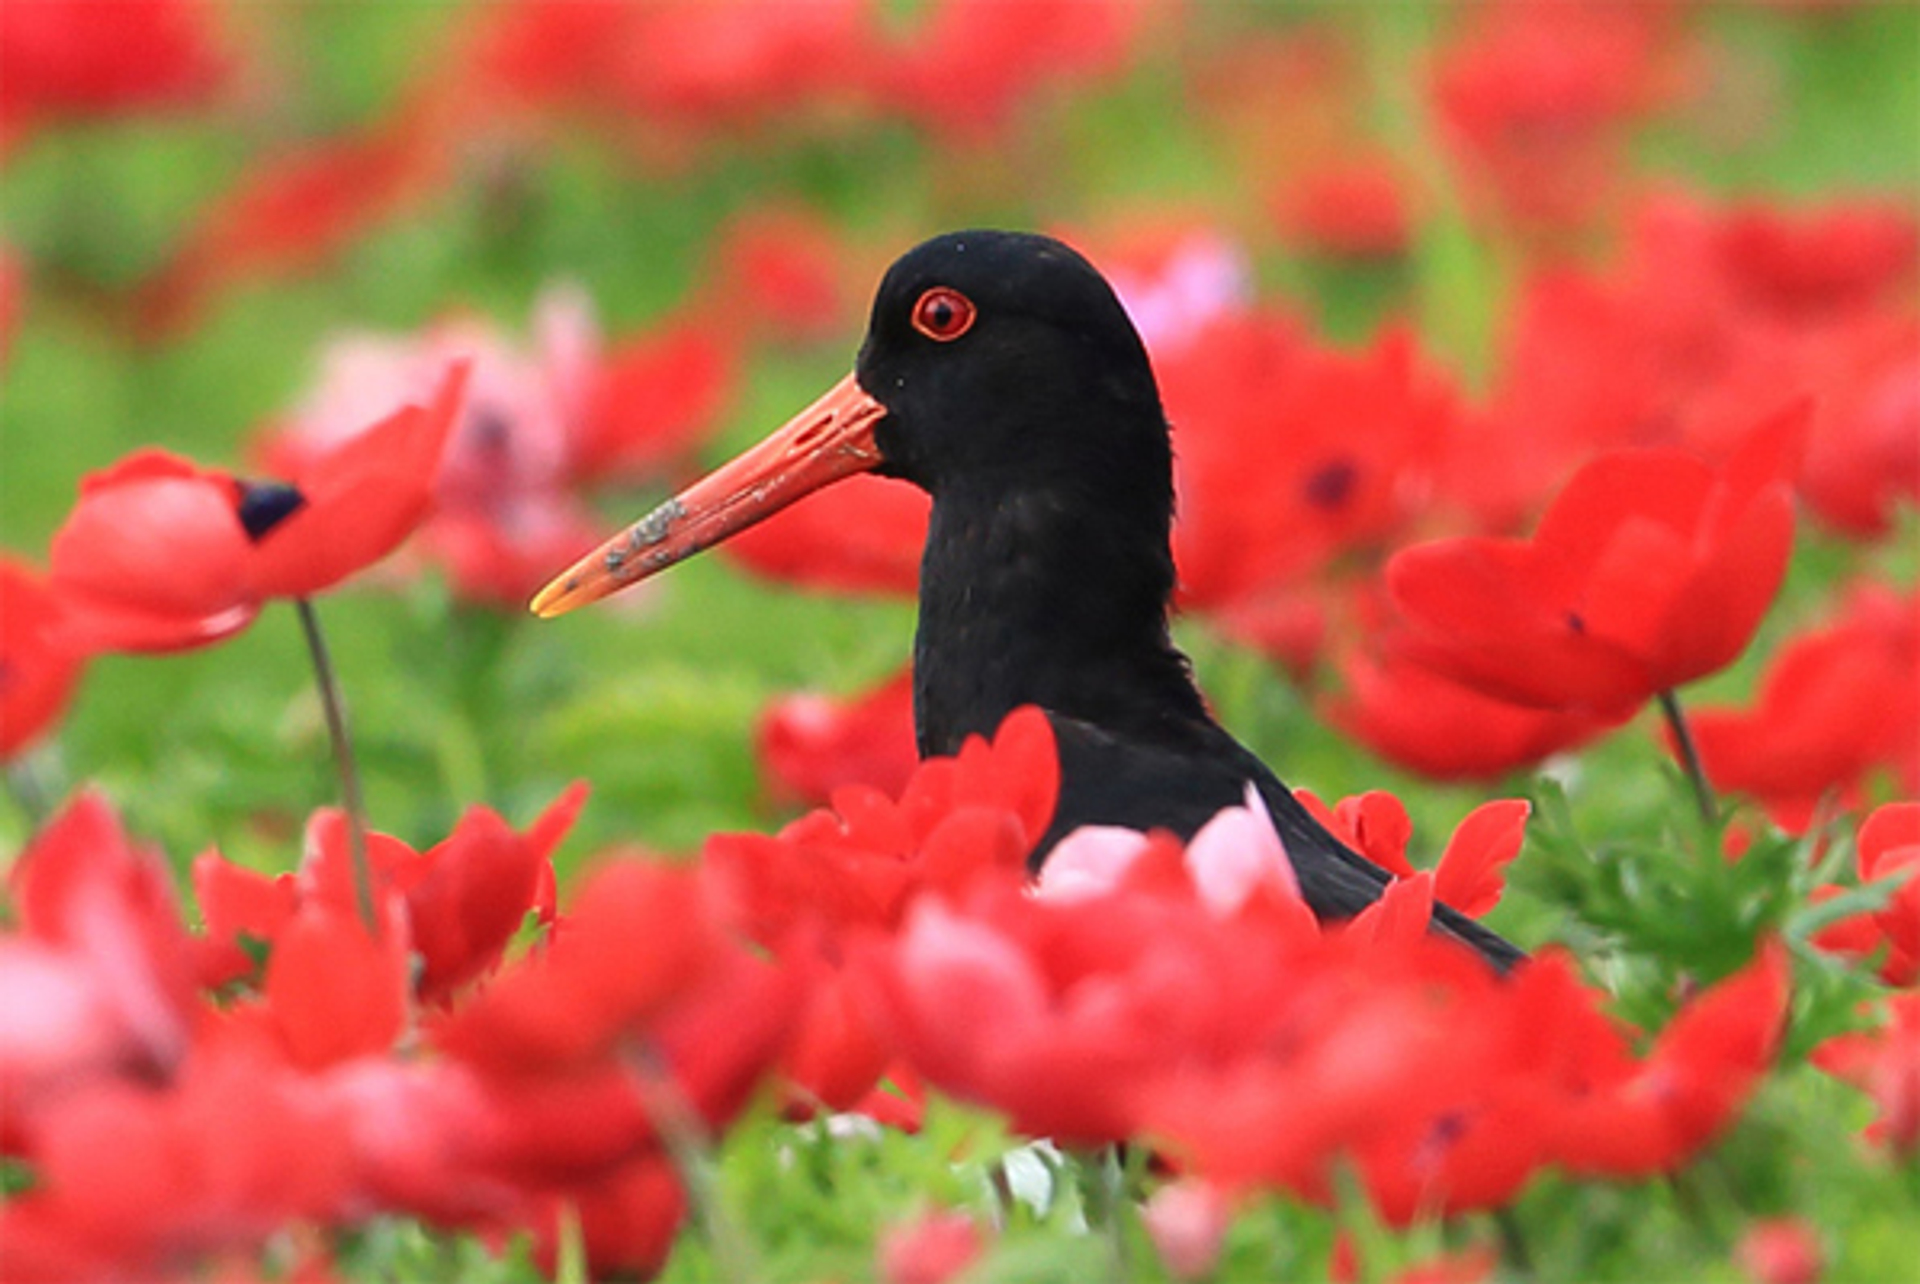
236;480;308;542
1303;458;1358;511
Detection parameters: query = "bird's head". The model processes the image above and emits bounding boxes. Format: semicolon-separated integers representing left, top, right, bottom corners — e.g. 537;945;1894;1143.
531;230;1170;618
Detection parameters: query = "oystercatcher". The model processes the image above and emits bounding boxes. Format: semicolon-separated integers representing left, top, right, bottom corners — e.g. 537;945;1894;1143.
534;231;1523;969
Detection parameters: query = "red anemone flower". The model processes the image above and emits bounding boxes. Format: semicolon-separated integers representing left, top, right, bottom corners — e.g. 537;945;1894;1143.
3;792;199;1146
1811;992;1920;1154
1429;0;1670;236
192;783;584;1005
0;0;228;138
1294;789;1531;920
258;898;412;1072
1688;586;1919;832
708;706;1056;945
1714;198;1918;319
0;1049;357;1278
48;364;467;652
136;115;449;337
756;667;919;807
721;473;928;596
715;707;1056;1114
1736;1219;1825;1284
703;207;863;346
1387;406;1803;714
1169;319;1456;610
1811;803;1920;987
877;1209;987;1284
1272;158;1418;261
0;557;86;760
1326;643;1629;782
880;0;1163;143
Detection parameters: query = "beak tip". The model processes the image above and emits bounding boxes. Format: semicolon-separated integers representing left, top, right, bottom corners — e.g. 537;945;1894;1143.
528;578;575;619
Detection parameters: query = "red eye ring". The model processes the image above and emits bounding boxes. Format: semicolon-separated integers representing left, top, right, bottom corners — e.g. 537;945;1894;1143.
911;286;976;341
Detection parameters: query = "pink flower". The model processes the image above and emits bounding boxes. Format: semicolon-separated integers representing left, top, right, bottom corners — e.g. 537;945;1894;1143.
1737;1218;1824;1284
1142;1179;1232;1281
877;1209;986;1284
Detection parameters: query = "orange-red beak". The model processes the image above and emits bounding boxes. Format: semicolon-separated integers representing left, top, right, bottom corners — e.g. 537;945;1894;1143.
530;372;888;618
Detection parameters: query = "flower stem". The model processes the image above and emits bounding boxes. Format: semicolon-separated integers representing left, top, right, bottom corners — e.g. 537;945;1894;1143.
4;758;51;829
293;597;377;935
630;1041;757;1283
1657;688;1717;826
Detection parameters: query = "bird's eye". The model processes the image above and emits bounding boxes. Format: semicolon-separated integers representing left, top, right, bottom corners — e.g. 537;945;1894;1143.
911;287;976;341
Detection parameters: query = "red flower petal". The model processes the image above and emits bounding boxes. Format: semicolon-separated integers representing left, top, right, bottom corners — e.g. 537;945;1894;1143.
247;362;469;599
1434;800;1530;919
48;449;257;653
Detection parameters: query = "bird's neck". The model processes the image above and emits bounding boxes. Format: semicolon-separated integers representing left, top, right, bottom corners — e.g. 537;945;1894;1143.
911;476;1211;758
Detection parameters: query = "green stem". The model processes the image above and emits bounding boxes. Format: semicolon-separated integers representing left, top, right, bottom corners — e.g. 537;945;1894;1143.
629;1041;757;1283
4;759;51;830
1657;688;1717;826
293;597;377;935
1494;1206;1535;1278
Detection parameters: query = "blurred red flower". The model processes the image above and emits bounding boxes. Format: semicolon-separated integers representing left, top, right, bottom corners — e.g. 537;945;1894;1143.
262;292;730;608
192;785;583;1008
878;1209;987;1284
1136;929;1785;1220
1549;942;1788;1178
1812;991;1920;1154
1689;586;1919;832
881;0;1164;143
259;898;411;1072
757;667;919;807
0;557;86;760
529;1153;686;1281
187;851;298;991
1166;317;1456;613
1736;1218;1825;1284
1430;0;1673;236
0;0;228;140
0;1049;356;1279
2;792;199;1153
1715;198;1917;319
722;472;928;595
430;858;798;1200
1451;191;1916;534
50;364;467;651
431;860;726;1075
1325;643;1628;783
702;207;863;346
1388;408;1803;714
299;789;582;1006
573;320;737;485
715;707;1055;1114
710;706;1056;945
862;886;1234;1146
464;0;876;145
1781;314;1918;539
1811;803;1919;987
1272;158;1418;260
137;116;449;337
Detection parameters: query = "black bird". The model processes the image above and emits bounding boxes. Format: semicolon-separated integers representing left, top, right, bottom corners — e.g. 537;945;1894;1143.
534;230;1523;969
